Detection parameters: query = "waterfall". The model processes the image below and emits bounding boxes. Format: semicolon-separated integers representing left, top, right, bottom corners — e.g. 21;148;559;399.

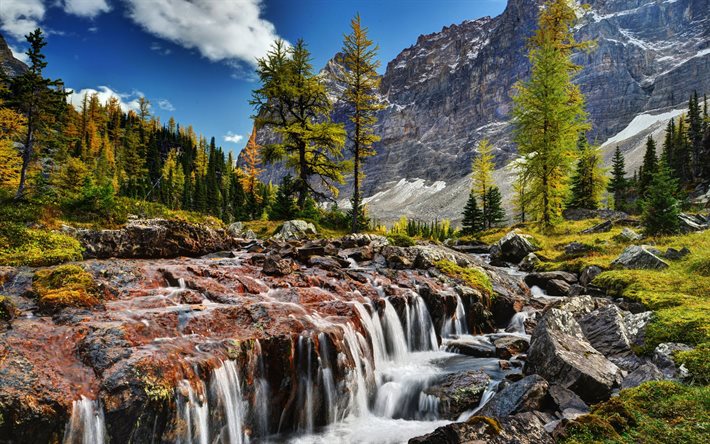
318;332;338;424
342;323;371;416
296;335;315;433
456;380;500;422
211;360;249;444
381;299;409;360
177;380;209;444
352;302;388;368
253;340;270;438
63;396;107;444
407;294;439;350
417;393;440;420
506;311;529;334
441;294;468;339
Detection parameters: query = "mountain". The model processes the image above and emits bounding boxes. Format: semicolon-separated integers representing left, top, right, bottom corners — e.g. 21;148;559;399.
246;0;709;222
0;34;28;78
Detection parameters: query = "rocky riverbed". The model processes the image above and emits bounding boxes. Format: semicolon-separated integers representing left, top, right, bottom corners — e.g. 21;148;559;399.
0;221;693;443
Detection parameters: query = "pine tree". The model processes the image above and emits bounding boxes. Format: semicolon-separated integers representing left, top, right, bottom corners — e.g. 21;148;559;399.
607;146;628;211
638;136;657;198
512;0;591;228
673;118;692;185
240;124;264;203
339;14;384;233
687;91;703;179
252;39;348;210
472;139;495;227
270;174;298;220
661;118;675;168
461;191;484;235
484;186;506;228
641;161;680;235
7;29;66;199
568;134;607;209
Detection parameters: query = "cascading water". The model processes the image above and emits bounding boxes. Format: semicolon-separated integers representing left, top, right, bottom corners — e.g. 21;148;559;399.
177;380;209;444
211;360;249;444
441;294;468;339
63;396;107;444
506;311;529;334
253;339;271;438
296;335;316;433
407;293;439;351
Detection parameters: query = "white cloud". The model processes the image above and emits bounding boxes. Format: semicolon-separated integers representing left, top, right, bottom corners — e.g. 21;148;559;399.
150;42;172;56
62;0;111;18
8;44;30;64
224;132;244;144
0;0;46;40
157;99;175;111
123;0;284;66
67;86;145;113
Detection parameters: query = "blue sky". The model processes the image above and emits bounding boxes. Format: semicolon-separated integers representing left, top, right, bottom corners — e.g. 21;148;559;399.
1;0;506;155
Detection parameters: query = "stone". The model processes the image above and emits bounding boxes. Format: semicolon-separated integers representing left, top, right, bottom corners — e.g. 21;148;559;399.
621;362;665;389
623;311;653;346
580;220;612;234
445;339;496;358
494;336;530;359
243;229;257;240
614;227;643;242
579;266;602;287
227;222;244;237
663;247;690;260
546;279;572;296
551;296;610;318
478;375;549;418
652;342;693;379
611;245;669;270
262;255;294;276
525;309;622;403
273;220;317;240
563;242;594;256
678;213;709;233
423;371;490;419
524;272;577;296
490;231;538;264
578;305;633;358
548;384;588;419
409;412;553;444
518;253;540;272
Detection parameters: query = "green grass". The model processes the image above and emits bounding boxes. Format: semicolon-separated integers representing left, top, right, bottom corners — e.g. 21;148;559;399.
560;381;710;444
0;222;83;267
434;259;493;296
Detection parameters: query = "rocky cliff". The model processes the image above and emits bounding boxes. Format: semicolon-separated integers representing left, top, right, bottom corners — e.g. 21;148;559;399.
0;34;27;78
246;0;710;222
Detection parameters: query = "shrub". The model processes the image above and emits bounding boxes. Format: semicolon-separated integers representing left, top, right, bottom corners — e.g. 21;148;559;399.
434;259;493;296
32;264;101;312
0;223;83;267
387;232;415;247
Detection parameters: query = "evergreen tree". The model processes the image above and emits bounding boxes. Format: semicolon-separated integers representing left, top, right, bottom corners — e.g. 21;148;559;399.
484;186;506;228
270;174;298;220
6;29;66;199
252;39;348;210
568;134;607;209
472;139;495;227
607;146;628;211
673;118;692;185
339;14;384;233
638;136;658;198
661;118;675;167
512;0;591;228
240;124;264;204
512;172;529;223
641;161;680;235
461;191;484;235
687;91;703;179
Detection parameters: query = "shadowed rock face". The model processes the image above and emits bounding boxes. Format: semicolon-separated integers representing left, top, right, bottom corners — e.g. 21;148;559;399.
244;0;710;222
0;34;28;78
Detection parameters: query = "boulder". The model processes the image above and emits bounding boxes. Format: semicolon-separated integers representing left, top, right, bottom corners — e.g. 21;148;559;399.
273;220;317;240
490;231;538;264
551;296;610;318
524;272;577;296
518;253;540;272
563;242;594;256
622;311;653;346
478;375;549;418
444;339;496;358
340;233;389;249
579;266;602;287
580;220;612;234
73;218;238;259
578;305;632;358
262;255;294;276
243;229;257;240
614;227;643;242
525;309;622;403
621;362;665;389
423;371;490;419
227;222;244;237
548;384;588;420
678;213;709;232
663;247;690;260
611;245;669;270
494;336;530;359
409;412;553;444
652;342;693;379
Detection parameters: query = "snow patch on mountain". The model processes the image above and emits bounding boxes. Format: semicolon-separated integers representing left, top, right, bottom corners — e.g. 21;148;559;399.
602;108;686;147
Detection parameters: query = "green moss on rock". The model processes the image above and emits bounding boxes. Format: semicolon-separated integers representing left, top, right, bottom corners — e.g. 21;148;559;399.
32;264;101;312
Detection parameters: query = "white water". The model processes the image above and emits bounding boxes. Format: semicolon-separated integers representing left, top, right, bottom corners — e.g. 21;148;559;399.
211;360;250;444
506;311;529;334
177;380;209;444
441;293;468;338
63;396;107;444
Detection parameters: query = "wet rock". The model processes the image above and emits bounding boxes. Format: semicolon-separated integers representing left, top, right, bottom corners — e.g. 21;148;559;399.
73;218;238;259
423;370;490;419
579;266;602;287
622;311;653;346
525;309;622;403
409;412;553;444
614;227;643;242
518;253;540;272
273;220;317;240
578;305;633;358
494;336;530;359
489;231;538;264
524;272;577;296
580;220;612;234
478;375;549;418
444;339;496;358
663;247;690;260
652;342;693;379
262;255;294;275
621;362;665;389
611;245;669;270
308;256;345;271
548;384;588;419
77;326;133;376
296;243;326;260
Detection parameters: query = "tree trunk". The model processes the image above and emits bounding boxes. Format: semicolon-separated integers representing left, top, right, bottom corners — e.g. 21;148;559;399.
15;123;33;200
352;119;361;233
297;142;308;210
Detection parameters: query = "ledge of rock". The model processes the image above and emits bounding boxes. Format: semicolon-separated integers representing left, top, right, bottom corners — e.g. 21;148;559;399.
69;219;238;259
